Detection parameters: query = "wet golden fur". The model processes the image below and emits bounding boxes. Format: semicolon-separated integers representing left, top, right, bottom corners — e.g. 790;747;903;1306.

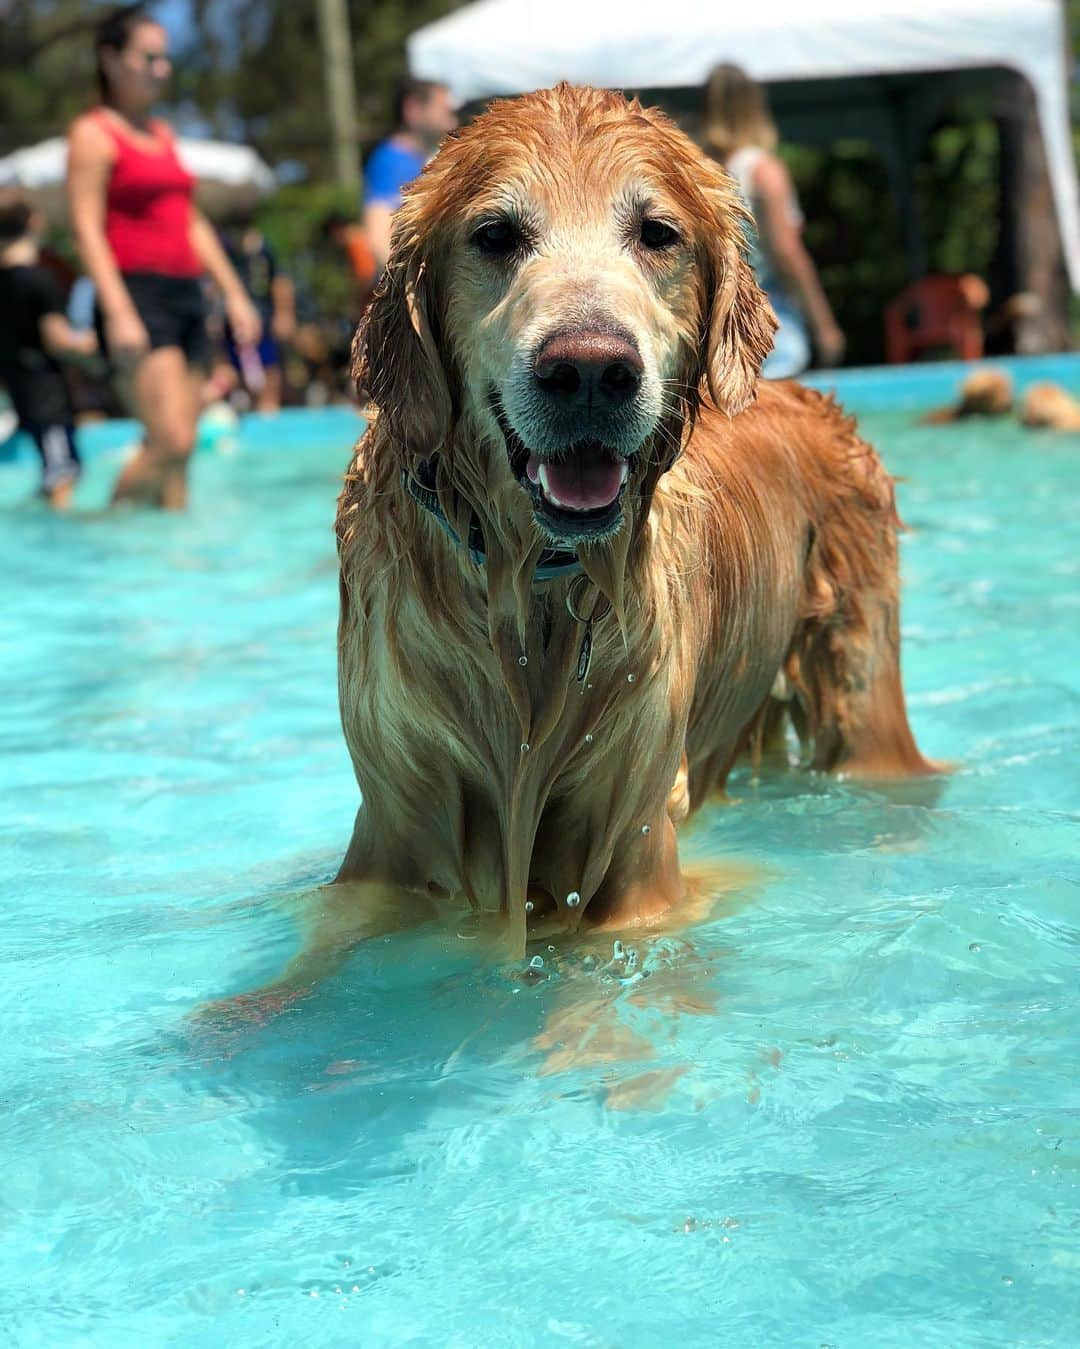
1021;382;1080;431
333;85;933;959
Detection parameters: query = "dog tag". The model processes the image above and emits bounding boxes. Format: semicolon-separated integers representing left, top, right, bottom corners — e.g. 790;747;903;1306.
576;623;594;684
566;575;611;687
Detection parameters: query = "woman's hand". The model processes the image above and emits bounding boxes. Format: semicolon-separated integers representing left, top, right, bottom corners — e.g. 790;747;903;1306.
225;293;262;348
271;309;296;344
815;321;846;368
106;308;150;366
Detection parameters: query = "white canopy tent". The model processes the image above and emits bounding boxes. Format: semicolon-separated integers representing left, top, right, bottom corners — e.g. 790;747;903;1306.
409;0;1080;293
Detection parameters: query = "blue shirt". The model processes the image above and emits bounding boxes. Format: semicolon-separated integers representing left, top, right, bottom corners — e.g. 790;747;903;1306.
363;138;426;210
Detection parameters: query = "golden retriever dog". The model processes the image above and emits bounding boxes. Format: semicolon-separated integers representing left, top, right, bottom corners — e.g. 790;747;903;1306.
206;86;938;1023
922;368;1014;424
296;82;937;982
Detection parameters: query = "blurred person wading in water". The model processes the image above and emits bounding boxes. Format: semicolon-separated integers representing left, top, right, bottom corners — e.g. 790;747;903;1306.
67;3;261;508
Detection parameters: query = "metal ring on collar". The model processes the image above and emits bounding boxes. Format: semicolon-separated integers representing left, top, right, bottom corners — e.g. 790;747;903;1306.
565;573;612;626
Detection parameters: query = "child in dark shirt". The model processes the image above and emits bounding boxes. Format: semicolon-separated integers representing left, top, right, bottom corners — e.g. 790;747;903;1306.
0;192;97;508
222;215;296;413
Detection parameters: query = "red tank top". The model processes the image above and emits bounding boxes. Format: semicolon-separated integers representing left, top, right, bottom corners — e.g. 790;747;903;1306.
96;112;202;278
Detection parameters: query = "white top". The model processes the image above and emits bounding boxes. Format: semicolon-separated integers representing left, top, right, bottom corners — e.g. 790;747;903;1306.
726;147;802;229
725;146;801;316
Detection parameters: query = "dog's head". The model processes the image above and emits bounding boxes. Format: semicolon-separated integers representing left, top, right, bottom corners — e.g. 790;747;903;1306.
354;84;775;547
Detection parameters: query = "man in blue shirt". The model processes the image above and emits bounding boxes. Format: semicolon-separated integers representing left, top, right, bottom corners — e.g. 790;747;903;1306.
362;77;458;270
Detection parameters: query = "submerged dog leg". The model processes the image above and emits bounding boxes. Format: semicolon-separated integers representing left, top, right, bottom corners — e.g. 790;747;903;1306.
193;880;438;1026
533;920;726;1102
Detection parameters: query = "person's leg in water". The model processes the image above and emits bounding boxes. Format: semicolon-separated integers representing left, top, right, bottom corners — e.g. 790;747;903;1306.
254;360;283;413
111;346;203;509
29;424;82;511
48;478;76;510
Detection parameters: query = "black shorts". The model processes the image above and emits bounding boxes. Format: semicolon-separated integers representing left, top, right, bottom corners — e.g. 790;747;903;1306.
25;423;81;491
97;272;210;369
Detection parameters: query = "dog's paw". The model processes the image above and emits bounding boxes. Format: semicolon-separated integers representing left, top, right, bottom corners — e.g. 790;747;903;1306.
191;983;310;1031
604;1064;688;1112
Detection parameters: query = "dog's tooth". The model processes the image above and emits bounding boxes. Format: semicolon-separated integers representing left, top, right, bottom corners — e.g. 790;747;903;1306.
538;462;596;512
538;462;567;508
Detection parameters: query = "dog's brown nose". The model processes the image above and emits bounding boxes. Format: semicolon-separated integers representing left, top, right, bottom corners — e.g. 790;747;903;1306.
533;328;643;408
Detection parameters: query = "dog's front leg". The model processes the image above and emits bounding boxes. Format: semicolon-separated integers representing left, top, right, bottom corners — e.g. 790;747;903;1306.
587;815;687;929
666;751;691;824
193;879;439;1027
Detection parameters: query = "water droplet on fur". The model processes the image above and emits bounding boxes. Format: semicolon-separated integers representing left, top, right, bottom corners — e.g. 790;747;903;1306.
520;742;530;753
518;655;528;666
640;824;651;835
566;890;581;908
627;673;636;683
587;683;594;690
524;900;535;914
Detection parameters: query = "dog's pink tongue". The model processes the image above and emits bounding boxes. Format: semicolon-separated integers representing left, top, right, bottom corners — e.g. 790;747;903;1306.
527;452;626;511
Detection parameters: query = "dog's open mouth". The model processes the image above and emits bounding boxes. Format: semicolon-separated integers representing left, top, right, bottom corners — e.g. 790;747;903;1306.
492;394;634;541
524;444;628;512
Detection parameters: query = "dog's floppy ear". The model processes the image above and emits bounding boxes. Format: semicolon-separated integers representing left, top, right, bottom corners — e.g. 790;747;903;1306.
697;179;777;418
351;225;454;461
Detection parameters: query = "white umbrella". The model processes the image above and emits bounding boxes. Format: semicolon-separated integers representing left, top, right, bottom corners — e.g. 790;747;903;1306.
0;136;277;223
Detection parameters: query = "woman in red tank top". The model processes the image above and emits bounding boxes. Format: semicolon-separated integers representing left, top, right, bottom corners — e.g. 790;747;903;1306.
67;8;261;509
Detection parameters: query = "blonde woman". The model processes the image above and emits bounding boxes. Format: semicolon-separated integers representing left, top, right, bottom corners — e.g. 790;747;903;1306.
705;64;844;376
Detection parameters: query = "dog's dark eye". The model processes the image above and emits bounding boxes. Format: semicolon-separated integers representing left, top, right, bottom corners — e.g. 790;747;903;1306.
472;219;520;257
639;218;680;251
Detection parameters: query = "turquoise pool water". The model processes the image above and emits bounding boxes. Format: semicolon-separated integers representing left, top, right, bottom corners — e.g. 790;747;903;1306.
2;397;1077;1346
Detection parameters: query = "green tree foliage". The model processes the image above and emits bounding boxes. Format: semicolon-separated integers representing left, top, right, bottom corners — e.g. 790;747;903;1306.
784;142;906;368
187;0;463;176
0;2;106;150
255;181;360;323
0;0;463;169
785;115;1006;365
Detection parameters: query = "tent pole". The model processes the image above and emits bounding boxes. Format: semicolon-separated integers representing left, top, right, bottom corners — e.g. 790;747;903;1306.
884;88;926;282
